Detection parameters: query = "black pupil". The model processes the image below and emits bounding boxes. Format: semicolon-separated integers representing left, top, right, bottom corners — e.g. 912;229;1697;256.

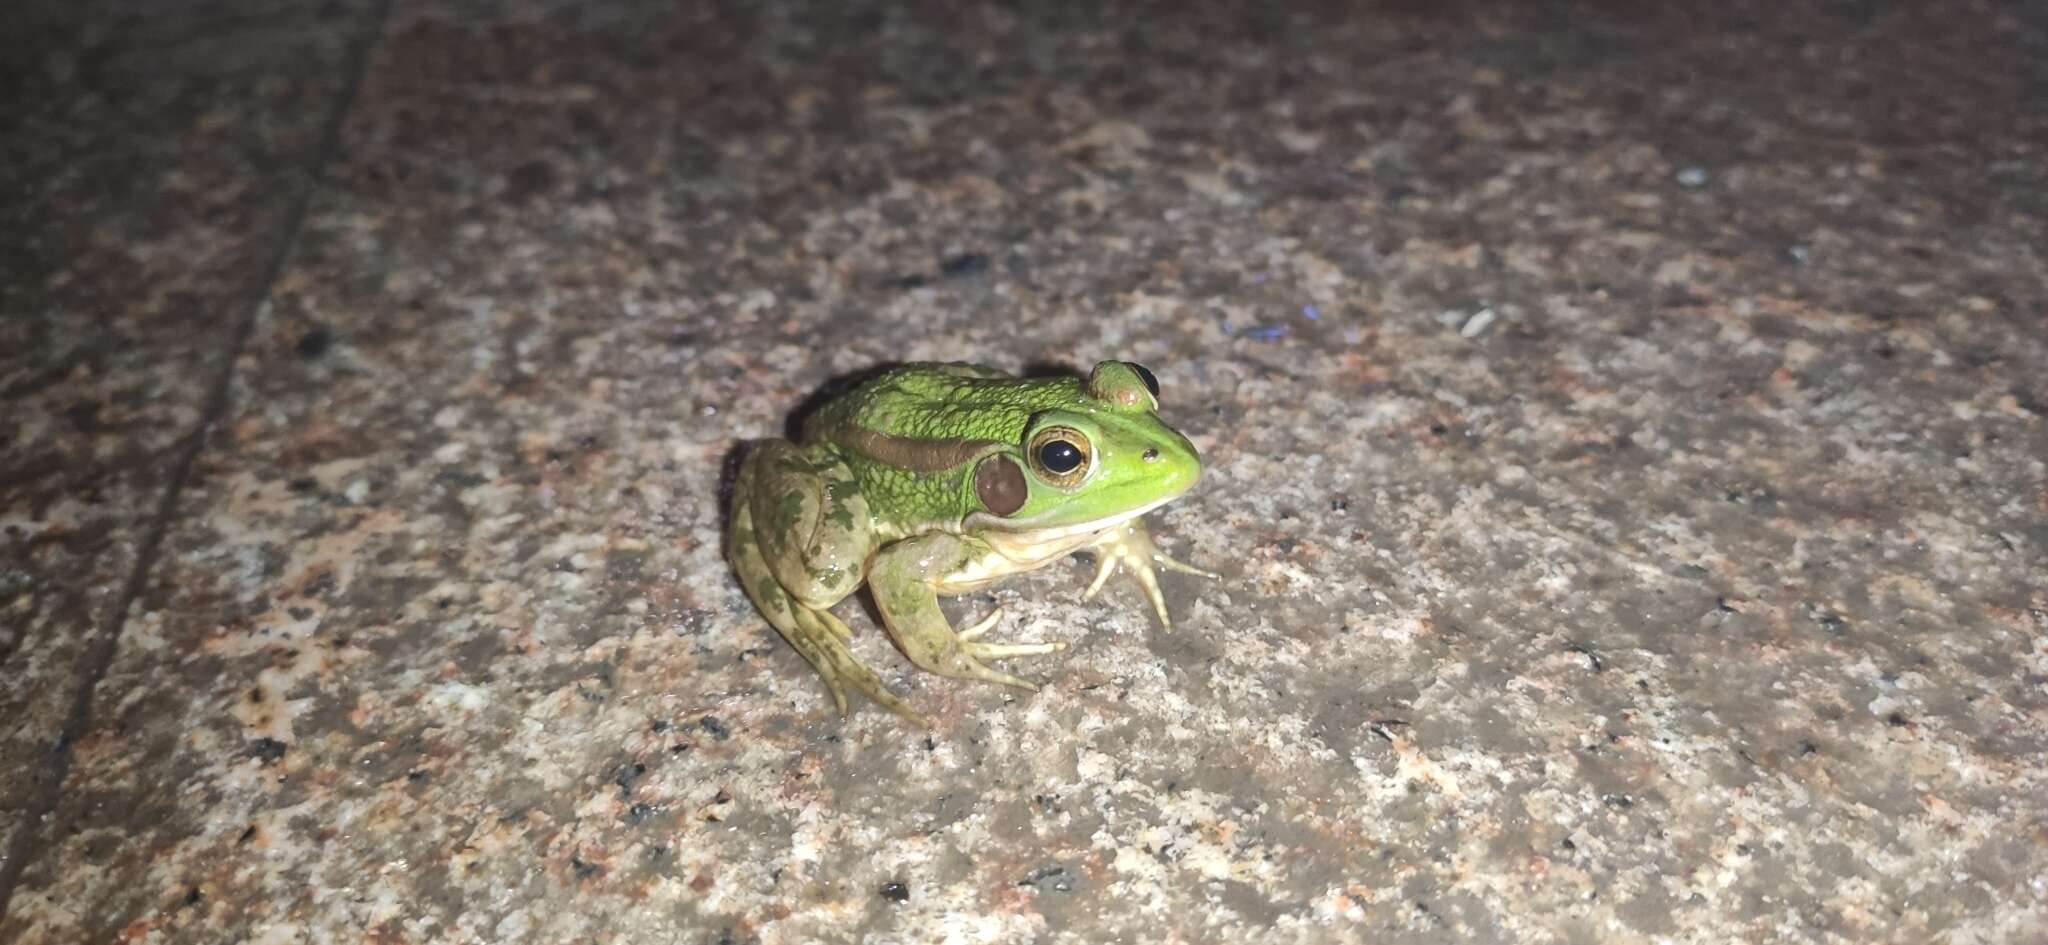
1128;362;1160;397
1039;439;1083;474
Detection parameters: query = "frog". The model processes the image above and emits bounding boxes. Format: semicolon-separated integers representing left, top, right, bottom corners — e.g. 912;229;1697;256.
726;360;1214;724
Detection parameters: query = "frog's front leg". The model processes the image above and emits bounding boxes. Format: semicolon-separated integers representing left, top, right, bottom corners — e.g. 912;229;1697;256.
868;532;1068;692
1080;519;1218;629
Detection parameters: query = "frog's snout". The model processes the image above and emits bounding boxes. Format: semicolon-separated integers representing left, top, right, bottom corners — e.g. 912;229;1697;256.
1153;434;1202;496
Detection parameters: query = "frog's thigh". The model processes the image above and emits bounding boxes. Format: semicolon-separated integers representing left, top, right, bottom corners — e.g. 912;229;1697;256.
745;441;871;608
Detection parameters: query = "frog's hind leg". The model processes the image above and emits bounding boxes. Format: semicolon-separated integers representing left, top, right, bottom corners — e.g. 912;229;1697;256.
728;450;922;723
744;442;871;609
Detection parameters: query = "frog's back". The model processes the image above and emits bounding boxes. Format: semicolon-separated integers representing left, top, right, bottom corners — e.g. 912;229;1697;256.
802;362;1082;447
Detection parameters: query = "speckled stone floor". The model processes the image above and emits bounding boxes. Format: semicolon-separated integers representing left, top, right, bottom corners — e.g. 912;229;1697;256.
4;1;2046;943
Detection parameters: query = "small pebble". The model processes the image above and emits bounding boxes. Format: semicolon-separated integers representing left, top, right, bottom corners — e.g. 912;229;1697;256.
295;327;332;359
940;253;989;277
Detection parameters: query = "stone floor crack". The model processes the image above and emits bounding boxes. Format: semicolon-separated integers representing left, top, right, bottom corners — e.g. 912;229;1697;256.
0;0;396;919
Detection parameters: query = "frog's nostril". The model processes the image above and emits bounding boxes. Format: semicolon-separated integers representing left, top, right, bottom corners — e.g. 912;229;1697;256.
1142;447;1160;462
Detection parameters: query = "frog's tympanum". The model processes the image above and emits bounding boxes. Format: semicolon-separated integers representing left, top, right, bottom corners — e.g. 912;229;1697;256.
727;361;1213;723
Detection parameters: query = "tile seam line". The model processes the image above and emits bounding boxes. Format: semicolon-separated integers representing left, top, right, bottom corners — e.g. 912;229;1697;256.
0;0;396;920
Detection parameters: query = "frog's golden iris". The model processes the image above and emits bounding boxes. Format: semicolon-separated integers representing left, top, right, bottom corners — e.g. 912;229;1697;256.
1028;426;1092;488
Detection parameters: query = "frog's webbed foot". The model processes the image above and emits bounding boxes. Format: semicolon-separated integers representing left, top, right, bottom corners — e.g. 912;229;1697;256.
1080;520;1218;629
888;605;1068;693
955;606;1068;682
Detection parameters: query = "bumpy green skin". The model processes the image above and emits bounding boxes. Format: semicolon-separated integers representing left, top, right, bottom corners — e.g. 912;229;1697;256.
802;365;1073;530
726;360;1212;724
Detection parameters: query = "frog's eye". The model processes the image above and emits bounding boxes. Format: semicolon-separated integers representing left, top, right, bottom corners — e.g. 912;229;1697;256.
1028;427;1092;487
1127;362;1160;399
1040;440;1083;472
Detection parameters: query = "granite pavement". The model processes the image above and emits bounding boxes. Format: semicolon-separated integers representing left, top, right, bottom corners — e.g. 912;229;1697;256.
3;2;2045;943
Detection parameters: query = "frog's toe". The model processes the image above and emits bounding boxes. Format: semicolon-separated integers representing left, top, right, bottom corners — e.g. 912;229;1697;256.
875;697;932;728
1080;555;1118;602
811;605;856;640
957;606;1005;641
964;639;1067;660
821;677;850;716
947;653;1040;692
1133;562;1173;629
1152;550;1220;580
838;669;926;726
957;607;1067;659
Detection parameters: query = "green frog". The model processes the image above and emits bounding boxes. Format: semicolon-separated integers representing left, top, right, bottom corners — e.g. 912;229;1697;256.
726;360;1213;723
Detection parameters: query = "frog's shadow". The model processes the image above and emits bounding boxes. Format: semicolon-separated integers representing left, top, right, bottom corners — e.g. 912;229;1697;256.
715;360;1086;632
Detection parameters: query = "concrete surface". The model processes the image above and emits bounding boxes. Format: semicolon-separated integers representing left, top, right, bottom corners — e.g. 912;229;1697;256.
3;1;2045;943
1;0;373;878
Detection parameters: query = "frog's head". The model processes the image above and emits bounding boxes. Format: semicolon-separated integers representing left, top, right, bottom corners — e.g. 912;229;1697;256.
968;361;1201;536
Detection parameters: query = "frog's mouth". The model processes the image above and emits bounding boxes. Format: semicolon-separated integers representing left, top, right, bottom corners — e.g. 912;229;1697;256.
969;490;1184;544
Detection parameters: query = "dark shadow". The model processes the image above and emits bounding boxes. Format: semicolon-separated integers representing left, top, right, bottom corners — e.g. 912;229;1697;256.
713;441;750;546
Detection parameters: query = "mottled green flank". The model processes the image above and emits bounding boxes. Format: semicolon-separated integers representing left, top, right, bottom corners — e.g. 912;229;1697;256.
724;360;1215;724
